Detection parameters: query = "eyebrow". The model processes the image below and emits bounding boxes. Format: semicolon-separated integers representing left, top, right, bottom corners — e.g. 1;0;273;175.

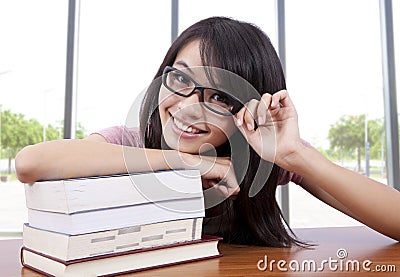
174;60;194;75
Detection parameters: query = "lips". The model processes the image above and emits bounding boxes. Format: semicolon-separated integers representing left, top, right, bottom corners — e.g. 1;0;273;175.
170;114;207;134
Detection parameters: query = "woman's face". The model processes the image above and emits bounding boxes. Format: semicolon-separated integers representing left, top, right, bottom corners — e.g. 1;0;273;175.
158;40;237;154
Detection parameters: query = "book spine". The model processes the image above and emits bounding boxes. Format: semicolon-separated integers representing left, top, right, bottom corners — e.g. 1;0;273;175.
98;254;223;277
21;248;222;277
22;235;222;265
21;248;58;277
71;218;203;259
23;218;203;261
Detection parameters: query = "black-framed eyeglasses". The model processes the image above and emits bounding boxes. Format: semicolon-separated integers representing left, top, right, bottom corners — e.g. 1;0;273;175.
162;66;243;116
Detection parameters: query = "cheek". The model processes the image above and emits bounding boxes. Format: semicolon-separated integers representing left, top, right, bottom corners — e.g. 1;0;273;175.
208;119;236;146
158;89;170;111
158;89;176;123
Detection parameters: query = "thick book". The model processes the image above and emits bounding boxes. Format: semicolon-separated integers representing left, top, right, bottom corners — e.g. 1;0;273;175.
21;235;222;277
28;197;205;235
24;169;203;214
23;218;203;261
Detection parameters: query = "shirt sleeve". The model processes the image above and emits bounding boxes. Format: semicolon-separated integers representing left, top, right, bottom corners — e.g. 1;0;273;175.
92;126;144;148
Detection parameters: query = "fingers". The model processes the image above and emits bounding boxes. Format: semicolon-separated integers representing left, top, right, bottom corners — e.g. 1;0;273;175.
236;99;258;132
213;167;240;197
202;178;240;198
270;90;294;111
235;96;267;133
235;90;292;128
199;158;240;198
272;89;292;107
201;178;217;190
236;94;272;132
214;179;240;198
257;93;272;125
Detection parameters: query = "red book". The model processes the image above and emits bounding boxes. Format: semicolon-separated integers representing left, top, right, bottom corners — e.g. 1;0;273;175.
21;235;222;277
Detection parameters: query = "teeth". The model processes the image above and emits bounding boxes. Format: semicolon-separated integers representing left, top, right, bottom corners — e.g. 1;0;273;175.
173;117;201;134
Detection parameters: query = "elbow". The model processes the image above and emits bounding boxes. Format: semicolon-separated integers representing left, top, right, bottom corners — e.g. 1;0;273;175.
15;145;40;183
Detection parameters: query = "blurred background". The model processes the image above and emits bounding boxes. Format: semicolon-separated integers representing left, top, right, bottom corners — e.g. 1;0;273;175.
0;0;399;237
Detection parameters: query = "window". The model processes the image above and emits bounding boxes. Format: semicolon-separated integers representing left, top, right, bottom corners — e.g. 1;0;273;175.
393;0;400;150
286;0;387;227
75;0;171;134
0;0;68;233
1;0;398;234
179;0;276;45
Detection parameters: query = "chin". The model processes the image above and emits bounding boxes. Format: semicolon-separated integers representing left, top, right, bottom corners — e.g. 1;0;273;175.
164;139;200;154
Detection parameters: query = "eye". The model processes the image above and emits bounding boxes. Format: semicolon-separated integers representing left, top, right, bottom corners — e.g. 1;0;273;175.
210;92;232;106
171;71;191;86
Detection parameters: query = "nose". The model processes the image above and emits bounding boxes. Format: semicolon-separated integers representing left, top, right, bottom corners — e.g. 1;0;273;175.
177;90;203;119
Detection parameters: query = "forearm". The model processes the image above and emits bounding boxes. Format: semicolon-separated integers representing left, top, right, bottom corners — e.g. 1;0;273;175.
287;145;400;241
299;178;358;220
15;139;181;183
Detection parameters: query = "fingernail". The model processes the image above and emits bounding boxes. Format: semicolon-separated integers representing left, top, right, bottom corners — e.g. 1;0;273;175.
236;118;242;126
258;116;265;125
247;123;253;131
271;100;275;107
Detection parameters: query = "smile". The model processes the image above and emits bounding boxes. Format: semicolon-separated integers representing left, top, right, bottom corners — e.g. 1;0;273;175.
171;116;207;135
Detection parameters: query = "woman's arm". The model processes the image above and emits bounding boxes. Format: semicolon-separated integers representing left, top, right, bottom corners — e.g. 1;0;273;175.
15;135;175;183
15;134;240;198
292;145;400;241
235;90;400;241
298;176;358;220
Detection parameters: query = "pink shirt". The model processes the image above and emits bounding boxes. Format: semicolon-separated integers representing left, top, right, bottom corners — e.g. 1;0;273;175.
93;126;303;186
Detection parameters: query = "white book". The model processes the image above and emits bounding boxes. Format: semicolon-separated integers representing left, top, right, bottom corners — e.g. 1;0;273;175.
28;197;205;235
24;169;203;214
23;218;203;261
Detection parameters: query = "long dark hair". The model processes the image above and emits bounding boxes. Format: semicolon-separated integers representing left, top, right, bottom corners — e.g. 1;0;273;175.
140;17;304;247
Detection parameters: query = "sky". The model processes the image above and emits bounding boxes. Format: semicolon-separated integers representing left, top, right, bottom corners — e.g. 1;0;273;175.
1;0;399;149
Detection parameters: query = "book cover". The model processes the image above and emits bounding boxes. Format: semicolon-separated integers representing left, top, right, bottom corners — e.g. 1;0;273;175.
24;169;203;214
23;218;203;261
21;235;222;277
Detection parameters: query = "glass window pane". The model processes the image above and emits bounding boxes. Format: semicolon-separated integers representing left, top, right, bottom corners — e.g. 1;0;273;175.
286;0;385;227
179;0;277;47
393;0;400;155
0;0;68;233
75;0;171;135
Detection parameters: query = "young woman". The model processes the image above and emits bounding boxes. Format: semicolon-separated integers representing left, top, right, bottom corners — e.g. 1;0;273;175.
16;17;400;246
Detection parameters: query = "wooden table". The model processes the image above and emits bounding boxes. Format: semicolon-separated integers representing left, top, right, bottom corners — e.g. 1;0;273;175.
1;226;399;276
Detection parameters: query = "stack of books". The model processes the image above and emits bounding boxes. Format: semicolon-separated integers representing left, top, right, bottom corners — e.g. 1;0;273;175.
21;169;222;276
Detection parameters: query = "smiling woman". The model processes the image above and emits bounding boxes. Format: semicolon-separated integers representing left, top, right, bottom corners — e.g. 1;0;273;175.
10;2;400;247
14;15;400;245
16;17;305;247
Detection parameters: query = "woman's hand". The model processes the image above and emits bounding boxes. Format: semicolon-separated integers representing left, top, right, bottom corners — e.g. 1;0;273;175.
180;153;240;199
235;90;303;171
